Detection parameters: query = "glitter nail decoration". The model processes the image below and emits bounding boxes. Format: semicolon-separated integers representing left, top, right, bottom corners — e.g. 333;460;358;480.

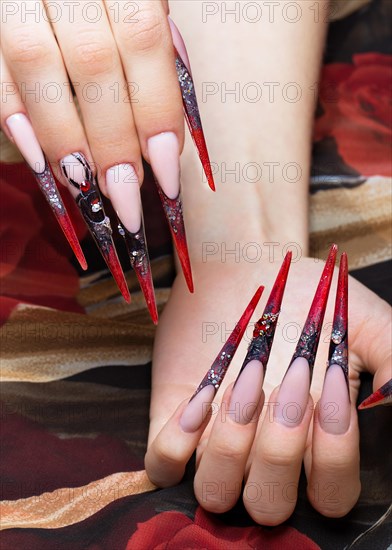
175;49;215;192
237;252;292;378
155;182;193;293
189;286;264;401
33;159;87;270
118;219;158;324
358;379;392;409
61;153;130;303
288;244;338;378
327;253;349;386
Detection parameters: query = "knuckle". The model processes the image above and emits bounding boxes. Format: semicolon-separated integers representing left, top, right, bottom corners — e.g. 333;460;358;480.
210;439;246;464
244;499;292;527
126;8;165;52
258;447;294;470
6;35;54;67
70;39;116;76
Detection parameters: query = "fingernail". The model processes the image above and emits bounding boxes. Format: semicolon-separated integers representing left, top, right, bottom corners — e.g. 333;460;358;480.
5;113;87;270
180;286;264;433
275;357;310;427
319;365;351;434
148;132;180;200
230;252;292;424
291;244;337;378
148;133;194;293
328;252;349;385
319;252;350;432
169;25;215;192
229;360;264;424
180;385;215;433
358;379;392;410
106;164;158;324
60;153;130;303
6;113;45;172
168;16;191;73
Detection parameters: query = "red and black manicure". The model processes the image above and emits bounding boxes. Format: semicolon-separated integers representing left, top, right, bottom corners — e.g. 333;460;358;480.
237;252;292;378
61;153;130;303
118;218;158;324
190;286;264;401
33;159;87;270
175;49;215;192
358;379;392;409
155;182;194;293
327;252;349;387
288;244;338;377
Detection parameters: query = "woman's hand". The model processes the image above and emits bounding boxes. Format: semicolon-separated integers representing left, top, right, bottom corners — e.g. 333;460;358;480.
145;256;391;525
1;1;188;307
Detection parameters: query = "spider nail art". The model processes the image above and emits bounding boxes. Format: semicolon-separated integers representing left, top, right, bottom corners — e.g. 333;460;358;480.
5;113;87;270
180;286;264;432
60;153;130;303
358;379;392;409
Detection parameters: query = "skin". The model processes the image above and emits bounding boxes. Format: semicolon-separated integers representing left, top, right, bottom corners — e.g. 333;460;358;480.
146;0;391;524
1;0;390;525
0;0;181;191
146;258;391;524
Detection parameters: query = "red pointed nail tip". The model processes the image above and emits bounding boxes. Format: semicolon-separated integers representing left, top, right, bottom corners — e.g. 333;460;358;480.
191;286;264;400
33;160;87;270
155;184;194;293
191;128;216;191
291;244;338;373
240;254;292;373
55;210;88;270
60;152;130;302
117;219;158;323
358;379;392;409
104;245;131;303
175;51;215;192
327;253;349;380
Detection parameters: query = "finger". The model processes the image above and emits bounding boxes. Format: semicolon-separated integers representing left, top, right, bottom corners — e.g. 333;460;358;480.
244;383;314;526
349;275;392;391
1;0;91;175
145;399;212;488
45;0;143;193
0;51;87;269
194;383;264;513
105;0;184;159
306;396;360;517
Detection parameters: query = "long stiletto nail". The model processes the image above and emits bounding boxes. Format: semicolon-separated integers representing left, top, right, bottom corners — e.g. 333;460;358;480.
180;286;264;433
147;132;193;292
319;253;350;434
230;252;292;424
106;164;158;324
60;153;130;303
275;244;338;427
169;17;215;192
5;113;87;270
358;379;392;409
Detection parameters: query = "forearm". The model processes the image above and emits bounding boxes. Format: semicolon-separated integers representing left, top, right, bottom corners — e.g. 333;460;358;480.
172;0;329;259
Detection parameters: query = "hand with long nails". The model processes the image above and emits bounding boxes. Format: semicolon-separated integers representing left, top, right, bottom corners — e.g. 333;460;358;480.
146;248;391;524
1;4;213;320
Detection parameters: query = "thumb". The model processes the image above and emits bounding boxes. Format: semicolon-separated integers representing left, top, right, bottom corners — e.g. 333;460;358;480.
349;275;392;406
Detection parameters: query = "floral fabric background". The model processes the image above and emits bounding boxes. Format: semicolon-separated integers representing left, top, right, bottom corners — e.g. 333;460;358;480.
1;0;391;548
